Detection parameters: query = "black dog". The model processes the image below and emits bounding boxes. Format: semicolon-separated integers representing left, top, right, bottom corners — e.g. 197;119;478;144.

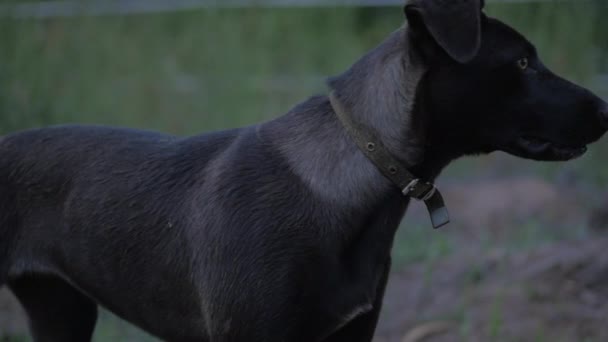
1;0;607;341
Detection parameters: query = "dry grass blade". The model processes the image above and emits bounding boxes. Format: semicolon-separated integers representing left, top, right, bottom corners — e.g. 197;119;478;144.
401;321;455;342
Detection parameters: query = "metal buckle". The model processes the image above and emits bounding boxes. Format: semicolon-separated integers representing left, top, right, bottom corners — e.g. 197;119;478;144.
402;179;420;197
402;179;436;201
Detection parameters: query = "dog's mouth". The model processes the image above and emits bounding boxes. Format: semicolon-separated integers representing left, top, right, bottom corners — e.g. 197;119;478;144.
503;136;588;161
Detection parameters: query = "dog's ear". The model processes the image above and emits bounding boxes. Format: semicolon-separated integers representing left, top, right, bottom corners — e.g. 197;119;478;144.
405;0;482;64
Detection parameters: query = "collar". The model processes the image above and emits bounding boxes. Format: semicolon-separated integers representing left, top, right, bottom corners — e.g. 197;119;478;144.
328;91;450;229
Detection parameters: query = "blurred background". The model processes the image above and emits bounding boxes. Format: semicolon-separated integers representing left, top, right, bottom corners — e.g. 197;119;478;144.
0;0;607;341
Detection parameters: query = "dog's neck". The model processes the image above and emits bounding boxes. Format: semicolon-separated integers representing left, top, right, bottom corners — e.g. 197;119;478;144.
327;28;427;168
266;28;449;208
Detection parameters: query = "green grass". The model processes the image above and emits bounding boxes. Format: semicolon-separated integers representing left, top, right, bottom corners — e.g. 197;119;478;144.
94;312;158;342
488;291;505;339
0;7;401;135
392;223;453;267
0;335;27;342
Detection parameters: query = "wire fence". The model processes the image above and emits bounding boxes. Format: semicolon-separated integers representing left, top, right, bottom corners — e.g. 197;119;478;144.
0;0;580;19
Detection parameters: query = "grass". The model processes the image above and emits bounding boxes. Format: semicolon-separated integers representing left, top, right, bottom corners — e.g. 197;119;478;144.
488;291;505;339
0;336;27;342
0;7;398;135
93;312;157;342
1;1;607;340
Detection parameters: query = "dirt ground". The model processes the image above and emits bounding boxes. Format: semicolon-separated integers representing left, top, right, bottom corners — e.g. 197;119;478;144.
1;177;607;341
375;236;608;342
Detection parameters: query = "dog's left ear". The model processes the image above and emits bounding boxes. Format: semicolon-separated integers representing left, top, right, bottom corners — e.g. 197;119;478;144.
405;0;483;64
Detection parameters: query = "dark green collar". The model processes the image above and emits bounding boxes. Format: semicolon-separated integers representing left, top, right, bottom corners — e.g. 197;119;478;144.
329;91;450;229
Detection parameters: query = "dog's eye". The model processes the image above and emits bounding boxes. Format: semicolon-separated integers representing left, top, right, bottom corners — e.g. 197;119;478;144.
517;58;529;70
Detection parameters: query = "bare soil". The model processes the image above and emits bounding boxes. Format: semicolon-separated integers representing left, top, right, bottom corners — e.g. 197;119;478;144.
376;236;608;342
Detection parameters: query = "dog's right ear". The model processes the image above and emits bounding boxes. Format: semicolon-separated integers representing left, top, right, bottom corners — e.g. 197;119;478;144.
404;0;482;64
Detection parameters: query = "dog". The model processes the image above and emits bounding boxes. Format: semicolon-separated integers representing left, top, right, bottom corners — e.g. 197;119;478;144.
1;0;607;341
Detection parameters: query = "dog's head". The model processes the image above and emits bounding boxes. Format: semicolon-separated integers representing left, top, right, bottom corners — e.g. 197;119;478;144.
406;0;608;161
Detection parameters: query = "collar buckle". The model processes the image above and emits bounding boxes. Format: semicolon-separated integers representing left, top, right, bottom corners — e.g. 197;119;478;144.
402;179;420;197
402;179;437;202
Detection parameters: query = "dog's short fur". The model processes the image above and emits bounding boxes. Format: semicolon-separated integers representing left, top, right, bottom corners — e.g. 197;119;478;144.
1;1;607;341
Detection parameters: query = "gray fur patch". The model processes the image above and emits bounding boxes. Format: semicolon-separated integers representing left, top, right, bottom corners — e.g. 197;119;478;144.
268;28;428;208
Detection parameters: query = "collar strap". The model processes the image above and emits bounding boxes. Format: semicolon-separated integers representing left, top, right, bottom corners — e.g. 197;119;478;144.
329;91;450;229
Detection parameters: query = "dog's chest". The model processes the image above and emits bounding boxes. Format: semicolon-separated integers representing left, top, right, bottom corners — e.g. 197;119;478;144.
313;198;408;336
309;258;389;340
